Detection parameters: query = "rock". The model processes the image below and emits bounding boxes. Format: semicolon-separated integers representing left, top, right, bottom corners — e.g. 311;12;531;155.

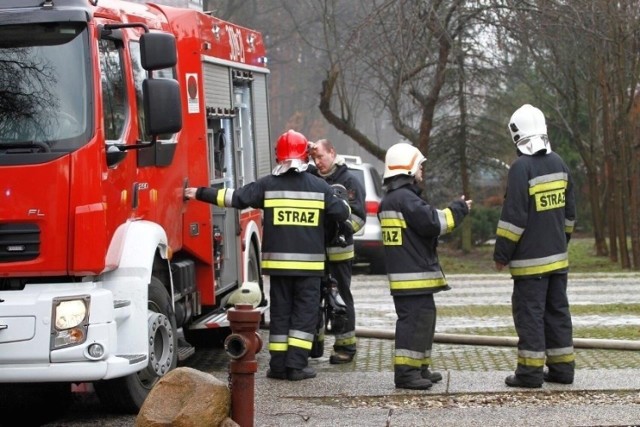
135;367;231;427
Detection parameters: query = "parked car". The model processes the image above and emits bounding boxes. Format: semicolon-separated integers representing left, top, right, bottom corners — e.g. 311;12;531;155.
343;155;386;274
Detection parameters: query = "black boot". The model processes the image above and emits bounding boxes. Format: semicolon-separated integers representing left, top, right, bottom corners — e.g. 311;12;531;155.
329;351;355;364
543;370;573;384
287;367;317;381
505;375;542;388
395;377;432;390
421;367;442;383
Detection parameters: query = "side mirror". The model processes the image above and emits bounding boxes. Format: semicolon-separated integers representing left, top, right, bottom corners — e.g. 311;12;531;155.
143;79;182;135
140;32;177;70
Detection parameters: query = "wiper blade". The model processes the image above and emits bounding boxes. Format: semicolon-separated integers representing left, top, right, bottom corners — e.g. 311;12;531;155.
0;141;51;153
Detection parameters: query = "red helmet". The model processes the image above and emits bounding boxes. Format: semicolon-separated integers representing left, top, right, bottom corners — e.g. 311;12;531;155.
275;129;308;163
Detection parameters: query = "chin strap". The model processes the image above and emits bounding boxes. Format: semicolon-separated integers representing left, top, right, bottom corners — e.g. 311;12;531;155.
516;135;552;156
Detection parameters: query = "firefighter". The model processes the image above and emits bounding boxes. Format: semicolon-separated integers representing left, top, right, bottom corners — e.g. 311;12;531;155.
378;142;471;390
494;104;577;388
185;129;350;381
309;139;366;364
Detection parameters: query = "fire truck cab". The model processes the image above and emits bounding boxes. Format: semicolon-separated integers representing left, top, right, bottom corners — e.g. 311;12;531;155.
0;0;271;413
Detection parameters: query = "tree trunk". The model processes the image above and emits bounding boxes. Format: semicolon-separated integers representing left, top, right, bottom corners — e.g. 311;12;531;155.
457;50;471;253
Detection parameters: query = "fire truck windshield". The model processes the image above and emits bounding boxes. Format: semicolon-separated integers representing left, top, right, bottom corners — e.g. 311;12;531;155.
0;23;91;154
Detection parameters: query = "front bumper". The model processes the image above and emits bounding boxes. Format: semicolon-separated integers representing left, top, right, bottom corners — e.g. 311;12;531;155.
0;282;145;382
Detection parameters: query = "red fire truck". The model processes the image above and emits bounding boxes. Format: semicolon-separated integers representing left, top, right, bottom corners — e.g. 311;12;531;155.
0;0;271;413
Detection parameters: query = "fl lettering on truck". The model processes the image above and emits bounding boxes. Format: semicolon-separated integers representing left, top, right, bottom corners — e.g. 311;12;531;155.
0;0;272;414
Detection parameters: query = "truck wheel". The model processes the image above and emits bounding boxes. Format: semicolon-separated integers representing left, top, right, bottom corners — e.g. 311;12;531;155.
94;277;178;413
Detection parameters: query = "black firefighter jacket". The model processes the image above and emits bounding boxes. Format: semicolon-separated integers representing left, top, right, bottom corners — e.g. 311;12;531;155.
311;163;366;262
378;183;469;296
493;151;576;279
195;170;350;277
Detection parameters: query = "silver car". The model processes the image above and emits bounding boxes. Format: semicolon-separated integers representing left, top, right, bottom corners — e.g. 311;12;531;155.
343;156;386;274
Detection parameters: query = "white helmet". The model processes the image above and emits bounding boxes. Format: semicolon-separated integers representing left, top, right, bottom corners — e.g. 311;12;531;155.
383;142;426;179
508;104;551;155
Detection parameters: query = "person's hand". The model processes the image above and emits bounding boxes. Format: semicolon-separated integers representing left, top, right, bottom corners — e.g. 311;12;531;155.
494;262;506;272
307;141;317;154
461;195;473;211
184;187;197;200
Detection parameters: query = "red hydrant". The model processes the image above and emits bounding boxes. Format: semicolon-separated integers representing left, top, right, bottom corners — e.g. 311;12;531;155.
224;303;263;427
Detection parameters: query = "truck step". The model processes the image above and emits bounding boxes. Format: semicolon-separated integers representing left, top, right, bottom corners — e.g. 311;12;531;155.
178;340;196;361
189;305;269;330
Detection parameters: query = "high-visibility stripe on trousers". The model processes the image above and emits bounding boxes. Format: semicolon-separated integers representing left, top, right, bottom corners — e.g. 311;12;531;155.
268;275;321;372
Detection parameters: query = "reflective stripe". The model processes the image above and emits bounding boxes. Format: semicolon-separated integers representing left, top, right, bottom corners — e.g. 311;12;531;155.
334;335;357;347
334;331;356;341
262;260;325;271
265;199;324;209
389;271;446;281
264;190;325;209
546;346;574;356
437;208;455;234
217;188;234;207
327;245;354;261
380;210;406;228
268;334;288;352
510;252;569;276
396;349;426;360
268;342;288;352
529;179;567;195
351;215;365;232
528;172;568;192
389;271;446;291
265;190;325;201
380;218;406;228
529;173;568;212
394;349;431;368
269;335;288;343
290;329;315;341
546;346;575;363
262;252;325;270
546;353;575;364
379;210;405;221
288;337;313;350
517;349;545;367
496;220;524;243
565;219;575;233
262;252;325;261
519;349;545;359
517;355;545;368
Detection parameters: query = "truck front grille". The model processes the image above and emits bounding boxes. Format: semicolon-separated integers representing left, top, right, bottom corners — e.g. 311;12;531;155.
0;223;40;262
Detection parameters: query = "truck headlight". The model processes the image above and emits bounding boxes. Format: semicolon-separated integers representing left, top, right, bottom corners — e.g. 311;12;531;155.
55;299;87;329
51;297;90;349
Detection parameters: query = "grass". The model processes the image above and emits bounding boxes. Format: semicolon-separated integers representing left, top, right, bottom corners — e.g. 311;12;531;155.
439;303;640;318
438;236;634;275
444;325;640;341
435;236;640;341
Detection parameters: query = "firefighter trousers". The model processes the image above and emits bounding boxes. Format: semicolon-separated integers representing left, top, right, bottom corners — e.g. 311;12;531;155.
392;293;436;384
268;275;321;372
512;273;575;384
328;260;356;354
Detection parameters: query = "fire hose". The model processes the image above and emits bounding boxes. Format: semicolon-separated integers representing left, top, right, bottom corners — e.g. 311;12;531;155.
263;323;640;351
355;327;640;351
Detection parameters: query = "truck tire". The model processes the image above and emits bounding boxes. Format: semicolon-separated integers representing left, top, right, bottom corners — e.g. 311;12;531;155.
94;276;178;413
